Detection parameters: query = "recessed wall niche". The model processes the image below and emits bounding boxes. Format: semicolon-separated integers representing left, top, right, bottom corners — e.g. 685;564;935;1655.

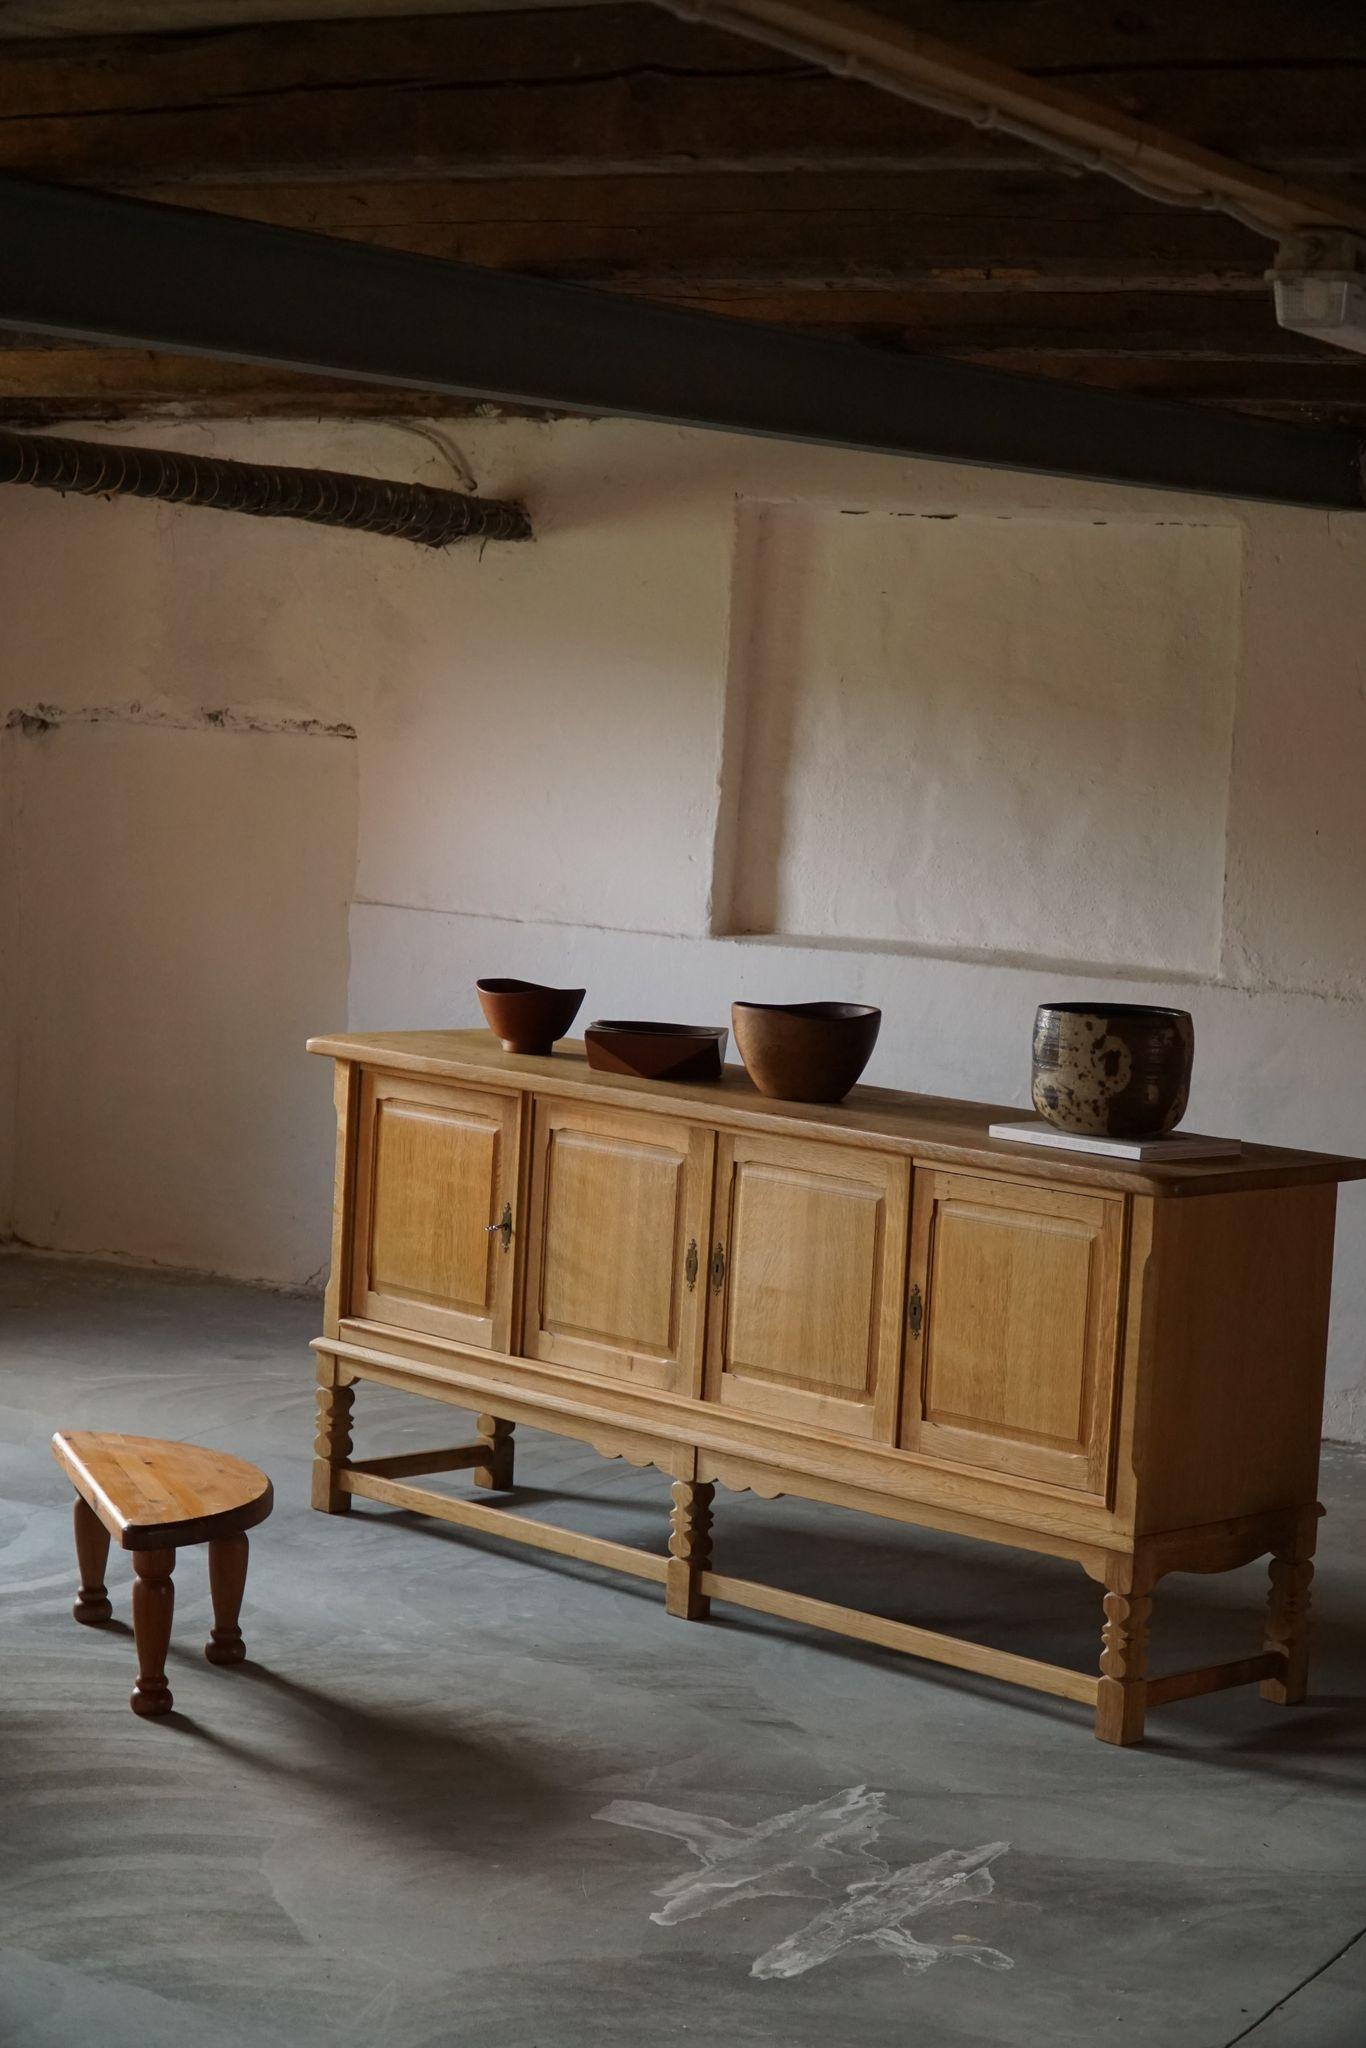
720;503;1241;976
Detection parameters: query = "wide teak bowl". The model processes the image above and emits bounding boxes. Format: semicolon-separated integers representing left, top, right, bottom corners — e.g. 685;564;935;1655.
1031;1002;1194;1139
732;1000;881;1104
477;978;585;1057
585;1020;727;1083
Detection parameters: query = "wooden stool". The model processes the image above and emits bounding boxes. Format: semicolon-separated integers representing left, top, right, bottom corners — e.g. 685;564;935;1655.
52;1431;273;1717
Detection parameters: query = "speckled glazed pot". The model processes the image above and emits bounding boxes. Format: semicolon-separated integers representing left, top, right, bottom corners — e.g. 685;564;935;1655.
1031;1003;1194;1140
732;1000;881;1105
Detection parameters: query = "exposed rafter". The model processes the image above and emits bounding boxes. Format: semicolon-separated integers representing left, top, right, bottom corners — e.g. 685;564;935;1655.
0;176;1359;507
0;7;1358;188
0;7;1358;426
653;0;1366;240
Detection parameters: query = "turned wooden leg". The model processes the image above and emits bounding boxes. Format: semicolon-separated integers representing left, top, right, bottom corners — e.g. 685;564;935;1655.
474;1415;515;1491
205;1532;250;1665
666;1478;714;1621
1095;1561;1152;1746
1261;1510;1318;1705
311;1380;355;1514
130;1548;176;1718
72;1495;112;1625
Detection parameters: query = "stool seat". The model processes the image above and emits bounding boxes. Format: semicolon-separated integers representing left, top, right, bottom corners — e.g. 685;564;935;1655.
52;1430;273;1717
52;1430;273;1549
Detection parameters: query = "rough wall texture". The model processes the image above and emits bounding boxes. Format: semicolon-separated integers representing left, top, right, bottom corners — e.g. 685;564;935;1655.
725;505;1243;971
7;722;354;1285
0;454;364;1285
0;413;1362;1435
0;731;16;1238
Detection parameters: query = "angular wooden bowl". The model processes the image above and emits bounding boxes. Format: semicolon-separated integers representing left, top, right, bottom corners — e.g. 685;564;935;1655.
476;977;585;1056
732;1000;881;1104
584;1020;727;1083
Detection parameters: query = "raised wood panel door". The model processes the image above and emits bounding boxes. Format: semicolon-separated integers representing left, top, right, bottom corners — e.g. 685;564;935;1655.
706;1133;910;1440
524;1100;714;1392
902;1170;1126;1496
351;1072;522;1349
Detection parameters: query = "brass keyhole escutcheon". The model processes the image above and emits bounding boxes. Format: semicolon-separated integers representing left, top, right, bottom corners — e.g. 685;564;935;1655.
711;1242;727;1294
487;1202;513;1252
685;1238;700;1292
908;1282;923;1338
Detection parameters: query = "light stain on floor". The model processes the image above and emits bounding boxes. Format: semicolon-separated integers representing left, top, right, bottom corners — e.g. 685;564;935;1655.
598;1785;1013;1979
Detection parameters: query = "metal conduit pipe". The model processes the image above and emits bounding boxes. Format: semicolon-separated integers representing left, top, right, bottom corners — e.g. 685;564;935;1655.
0;428;531;548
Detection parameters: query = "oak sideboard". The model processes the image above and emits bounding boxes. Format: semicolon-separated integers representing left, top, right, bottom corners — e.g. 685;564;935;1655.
307;1028;1365;1744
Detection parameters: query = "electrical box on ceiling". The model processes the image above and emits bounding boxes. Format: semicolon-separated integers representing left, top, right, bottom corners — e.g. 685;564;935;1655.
1271;230;1366;357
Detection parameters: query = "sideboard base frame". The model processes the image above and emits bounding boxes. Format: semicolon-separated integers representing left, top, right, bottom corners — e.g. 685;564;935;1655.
313;1348;1307;1747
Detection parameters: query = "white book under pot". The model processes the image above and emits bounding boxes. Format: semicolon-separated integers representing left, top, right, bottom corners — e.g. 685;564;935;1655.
987;1119;1243;1163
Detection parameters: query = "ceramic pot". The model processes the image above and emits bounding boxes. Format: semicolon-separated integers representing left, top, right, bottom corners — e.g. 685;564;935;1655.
1031;1003;1194;1140
584;1020;727;1083
732;1000;881;1105
476;977;585;1056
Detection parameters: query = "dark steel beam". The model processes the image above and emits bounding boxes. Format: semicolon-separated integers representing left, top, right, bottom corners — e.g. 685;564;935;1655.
1;176;1361;509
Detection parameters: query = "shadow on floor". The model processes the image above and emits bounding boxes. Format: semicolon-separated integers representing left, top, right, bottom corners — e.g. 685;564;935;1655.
342;1497;1366;1786
59;1619;579;1854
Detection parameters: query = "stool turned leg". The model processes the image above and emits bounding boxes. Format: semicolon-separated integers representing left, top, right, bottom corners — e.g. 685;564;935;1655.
130;1548;176;1717
665;1478;714;1621
72;1495;112;1625
205;1532;250;1665
474;1415;515;1491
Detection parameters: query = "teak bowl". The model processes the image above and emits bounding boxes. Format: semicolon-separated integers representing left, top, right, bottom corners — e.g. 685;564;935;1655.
732;1000;881;1104
1032;1002;1194;1140
476;977;585;1057
584;1020;727;1083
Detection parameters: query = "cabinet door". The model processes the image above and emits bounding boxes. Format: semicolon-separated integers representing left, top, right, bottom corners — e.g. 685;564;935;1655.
705;1132;909;1440
523;1100;714;1392
351;1071;522;1349
902;1170;1125;1496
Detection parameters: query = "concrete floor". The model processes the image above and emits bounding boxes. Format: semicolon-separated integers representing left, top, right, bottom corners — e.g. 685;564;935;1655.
3;1252;1366;2048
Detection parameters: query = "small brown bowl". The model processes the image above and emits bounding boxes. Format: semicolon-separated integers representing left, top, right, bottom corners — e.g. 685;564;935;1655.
584;1020;727;1083
476;977;585;1056
732;1000;881;1104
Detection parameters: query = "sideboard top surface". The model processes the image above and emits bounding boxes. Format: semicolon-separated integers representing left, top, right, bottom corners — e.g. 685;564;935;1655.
308;1029;1366;1199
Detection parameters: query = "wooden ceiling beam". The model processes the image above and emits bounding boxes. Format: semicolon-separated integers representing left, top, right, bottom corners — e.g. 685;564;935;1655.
0;346;485;419
1;0;1361;67
657;0;1366;235
0;5;1355;428
0;1;593;30
0;6;1361;185
122;170;1275;294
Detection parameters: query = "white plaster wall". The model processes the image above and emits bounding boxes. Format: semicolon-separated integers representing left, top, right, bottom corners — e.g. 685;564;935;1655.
1224;516;1366;999
7;721;355;1285
726;505;1242;973
0;731;17;1239
0;425;395;1283
0;412;1362;1439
